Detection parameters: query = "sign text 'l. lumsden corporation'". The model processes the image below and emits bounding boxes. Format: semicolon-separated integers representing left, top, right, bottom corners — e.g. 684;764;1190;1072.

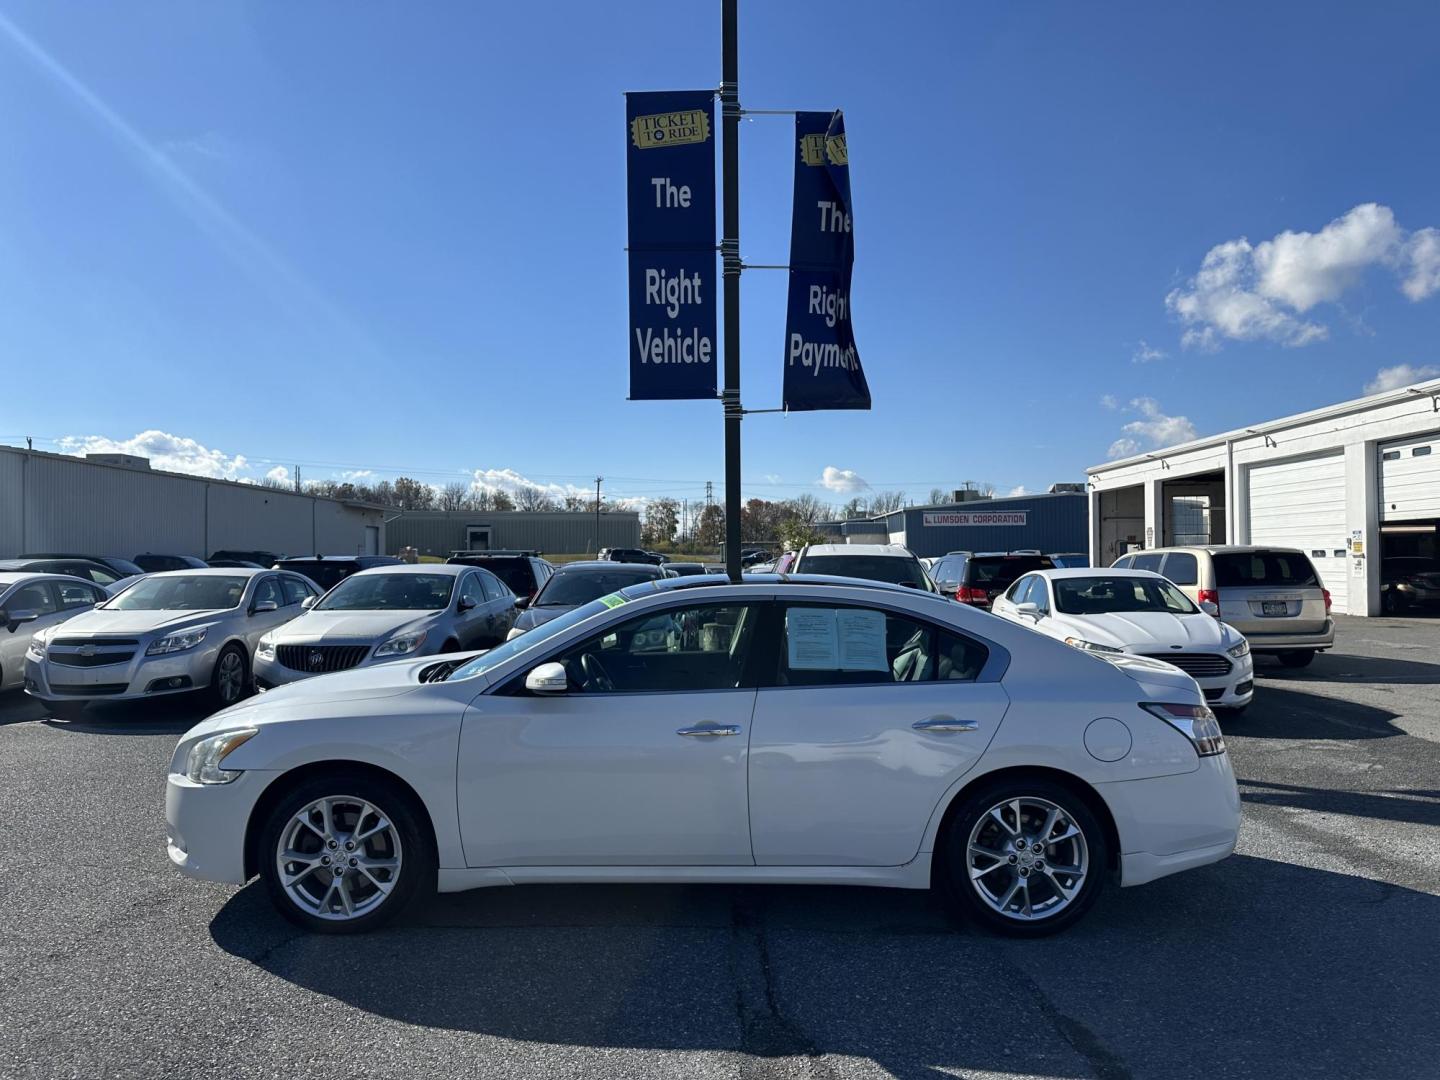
923;511;1029;527
783;110;870;411
625;90;717;400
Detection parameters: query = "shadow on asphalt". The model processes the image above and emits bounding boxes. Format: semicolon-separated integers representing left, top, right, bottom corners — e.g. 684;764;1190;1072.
209;856;1440;1078
0;688;213;734
1254;651;1440;683
1224;685;1403;740
1239;778;1440;828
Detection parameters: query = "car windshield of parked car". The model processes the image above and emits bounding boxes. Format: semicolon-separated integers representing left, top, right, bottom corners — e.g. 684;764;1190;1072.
535;569;658;607
317;573;454;611
106;575;247;611
800;555;933;590
1213;552;1319;588
447;594;628;679
1054;575;1198;615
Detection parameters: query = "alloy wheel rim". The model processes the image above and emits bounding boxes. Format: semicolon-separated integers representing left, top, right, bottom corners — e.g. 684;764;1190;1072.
965;796;1089;922
218;652;243;702
276;796;403;921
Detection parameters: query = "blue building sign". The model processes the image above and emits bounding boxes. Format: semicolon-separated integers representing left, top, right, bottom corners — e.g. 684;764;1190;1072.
625;90;717;400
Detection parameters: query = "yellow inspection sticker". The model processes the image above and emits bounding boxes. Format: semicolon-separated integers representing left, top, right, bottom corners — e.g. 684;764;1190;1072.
598;594;628;609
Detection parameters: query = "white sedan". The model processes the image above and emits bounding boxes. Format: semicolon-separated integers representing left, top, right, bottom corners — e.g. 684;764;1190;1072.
166;575;1240;936
991;568;1254;713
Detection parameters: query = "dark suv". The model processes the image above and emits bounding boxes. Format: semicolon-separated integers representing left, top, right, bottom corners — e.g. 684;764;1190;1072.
598;548;664;566
942;552;1056;608
275;555;403;591
447;551;555;604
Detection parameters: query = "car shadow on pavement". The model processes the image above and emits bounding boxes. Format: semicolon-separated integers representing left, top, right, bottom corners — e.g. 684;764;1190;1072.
30;694;209;736
1255;651;1440;684
0;690;47;726
209;857;1440;1079
1224;685;1403;740
1238;778;1440;828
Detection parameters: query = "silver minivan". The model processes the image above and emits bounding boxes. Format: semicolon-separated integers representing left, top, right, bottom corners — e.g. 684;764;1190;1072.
1111;545;1334;667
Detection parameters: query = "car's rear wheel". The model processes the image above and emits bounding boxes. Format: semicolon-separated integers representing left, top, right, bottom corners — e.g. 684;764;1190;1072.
1278;650;1315;669
258;773;432;934
939;778;1107;937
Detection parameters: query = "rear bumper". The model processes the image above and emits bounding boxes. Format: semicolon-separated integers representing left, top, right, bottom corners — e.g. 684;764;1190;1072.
1098;754;1241;887
1240;619;1334;652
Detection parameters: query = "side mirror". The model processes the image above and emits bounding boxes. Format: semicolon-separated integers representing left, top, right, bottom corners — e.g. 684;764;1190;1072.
524;661;569;694
514;596;530;610
457;598;476;612
251;599;279;615
1199;600;1220;617
1015;601;1042;620
3;608;39;632
301;595;317;610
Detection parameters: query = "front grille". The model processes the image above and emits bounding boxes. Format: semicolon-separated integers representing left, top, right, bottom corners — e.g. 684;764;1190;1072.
49;650;136;668
1142;652;1233;678
48;683;128;696
51;638;139;648
277;644;370;674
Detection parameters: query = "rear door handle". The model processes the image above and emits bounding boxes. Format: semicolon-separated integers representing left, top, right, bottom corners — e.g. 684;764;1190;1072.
912;716;979;733
677;724;741;737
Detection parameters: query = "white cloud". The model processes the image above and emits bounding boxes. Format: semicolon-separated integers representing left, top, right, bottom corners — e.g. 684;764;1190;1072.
1008;485;1029;497
338;469;374;482
763;473;783;485
817;466;868;494
1099;394;1119;410
466;467;649;512
1132;340;1167;364
57;429;251;479
1166;203;1440;349
1365;363;1440;394
1106;398;1197;460
264;465;290;485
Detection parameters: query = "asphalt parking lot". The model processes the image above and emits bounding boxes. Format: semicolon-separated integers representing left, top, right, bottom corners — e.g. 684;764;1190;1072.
2;615;1437;1080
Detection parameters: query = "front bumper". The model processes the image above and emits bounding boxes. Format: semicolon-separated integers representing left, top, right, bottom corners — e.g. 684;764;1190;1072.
1196;655;1255;709
1099;753;1241;887
165;769;274;885
25;644;221;703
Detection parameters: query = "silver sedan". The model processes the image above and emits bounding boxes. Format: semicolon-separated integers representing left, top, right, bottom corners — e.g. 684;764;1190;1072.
24;568;318;717
253;563;519;688
0;573;110;691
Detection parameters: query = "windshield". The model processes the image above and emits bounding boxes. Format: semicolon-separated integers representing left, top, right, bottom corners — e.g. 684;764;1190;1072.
447;594;628;680
799;554;934;590
535;569;659;606
1054;575;1198;615
317;573;455;611
106;575;247;611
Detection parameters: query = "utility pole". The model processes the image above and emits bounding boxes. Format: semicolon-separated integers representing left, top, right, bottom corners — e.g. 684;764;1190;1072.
720;0;742;581
594;475;603;554
294;465;301;494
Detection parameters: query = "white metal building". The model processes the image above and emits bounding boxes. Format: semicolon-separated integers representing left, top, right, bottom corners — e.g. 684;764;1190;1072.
0;446;388;559
1086;377;1440;615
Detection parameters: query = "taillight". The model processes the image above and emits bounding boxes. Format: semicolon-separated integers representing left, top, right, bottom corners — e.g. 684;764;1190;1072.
1197;588;1219;608
1322;589;1332;615
956;585;986;604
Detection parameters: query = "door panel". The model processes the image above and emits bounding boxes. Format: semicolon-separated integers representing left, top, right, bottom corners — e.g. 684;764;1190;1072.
457;690;756;866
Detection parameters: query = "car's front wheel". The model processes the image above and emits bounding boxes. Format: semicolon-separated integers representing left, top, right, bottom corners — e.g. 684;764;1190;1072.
939;778;1107;937
210;644;250;709
257;773;433;933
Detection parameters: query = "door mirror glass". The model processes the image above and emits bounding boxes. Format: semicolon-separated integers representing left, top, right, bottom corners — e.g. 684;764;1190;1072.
301;595;316;610
251;599;279;615
1015;601;1042;619
1199;600;1220;617
514;596;529;610
525;661;569;694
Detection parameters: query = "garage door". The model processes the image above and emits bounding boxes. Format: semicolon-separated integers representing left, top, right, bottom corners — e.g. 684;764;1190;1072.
1247;453;1350;613
1380;432;1440;522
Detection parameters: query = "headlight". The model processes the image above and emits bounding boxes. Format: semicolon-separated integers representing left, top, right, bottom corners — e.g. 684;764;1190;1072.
1141;702;1226;757
374;630;427;658
27;636;46;660
506;627;526;641
256;635;276;660
146;627;210;656
1064;637;1123;654
1227;638;1250;658
184;728;258;784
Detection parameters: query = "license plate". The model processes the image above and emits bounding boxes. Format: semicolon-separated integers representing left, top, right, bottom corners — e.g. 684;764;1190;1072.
1261;601;1288;616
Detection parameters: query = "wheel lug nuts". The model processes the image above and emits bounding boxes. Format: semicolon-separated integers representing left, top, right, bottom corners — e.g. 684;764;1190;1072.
349;858;358;867
1008;854;1017;863
1019;868;1029;877
321;855;330;865
327;839;338;849
345;841;355;851
1032;843;1044;853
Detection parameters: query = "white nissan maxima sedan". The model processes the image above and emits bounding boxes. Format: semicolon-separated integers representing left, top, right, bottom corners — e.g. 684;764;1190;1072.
166;575;1240;937
990;568;1254;713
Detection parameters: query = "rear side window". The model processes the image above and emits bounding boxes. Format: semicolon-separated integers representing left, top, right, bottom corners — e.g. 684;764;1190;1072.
775;604;988;686
1161;552;1198;586
482;560;536;597
1213;551;1319;588
1129;553;1163;573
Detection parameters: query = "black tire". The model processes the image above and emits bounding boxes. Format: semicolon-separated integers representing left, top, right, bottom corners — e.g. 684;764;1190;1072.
209;643;250;710
938;776;1108;937
42;699;88;721
257;771;433;934
1278;650;1315;669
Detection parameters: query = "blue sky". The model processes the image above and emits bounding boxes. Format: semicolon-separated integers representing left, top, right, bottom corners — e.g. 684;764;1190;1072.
3;1;1439;510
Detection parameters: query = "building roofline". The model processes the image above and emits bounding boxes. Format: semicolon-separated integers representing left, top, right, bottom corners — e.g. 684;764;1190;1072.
1088;378;1440;475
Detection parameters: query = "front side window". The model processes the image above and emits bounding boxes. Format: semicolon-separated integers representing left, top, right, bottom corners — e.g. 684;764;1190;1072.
460;574;485;607
280;576;313;606
1053;575;1198;615
252;577;283;608
480;570;512;601
107;575;247;611
776;603;988;686
57;582;103;610
8;582;58;615
1006;575;1033;602
549;602;758;693
316;573;456;611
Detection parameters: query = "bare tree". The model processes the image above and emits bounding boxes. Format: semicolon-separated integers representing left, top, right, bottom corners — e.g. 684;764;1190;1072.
562;493;587;512
785;493;829;524
928;487;952;505
437;482;469;511
840;496;867;519
513;486;558;512
868;490;906;515
490;489;516;511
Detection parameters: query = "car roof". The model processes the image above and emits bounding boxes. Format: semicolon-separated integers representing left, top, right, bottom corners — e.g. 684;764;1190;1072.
619;572;951;602
1035;567;1164;580
136;567;269;577
346;563;469;578
1134;545;1307;555
800;544;915;558
554;560;666;574
0;571;93;589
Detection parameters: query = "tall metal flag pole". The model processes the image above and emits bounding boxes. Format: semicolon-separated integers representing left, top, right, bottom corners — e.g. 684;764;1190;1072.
721;0;742;581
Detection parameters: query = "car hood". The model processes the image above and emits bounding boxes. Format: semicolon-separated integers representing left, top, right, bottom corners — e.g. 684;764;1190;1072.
51;606;231;638
514;604;573;632
269;609;437;643
1060;610;1229;651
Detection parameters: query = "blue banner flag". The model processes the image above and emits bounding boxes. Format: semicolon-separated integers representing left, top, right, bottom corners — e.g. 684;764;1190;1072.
782;110;870;412
625;90;717;400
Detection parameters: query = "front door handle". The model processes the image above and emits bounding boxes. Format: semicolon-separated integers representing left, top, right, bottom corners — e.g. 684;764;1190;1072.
912;716;979;733
677;724;741;737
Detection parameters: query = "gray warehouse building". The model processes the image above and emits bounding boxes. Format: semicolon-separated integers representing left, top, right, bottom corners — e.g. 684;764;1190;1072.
387;510;642;558
821;491;1088;559
0;446;387;559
